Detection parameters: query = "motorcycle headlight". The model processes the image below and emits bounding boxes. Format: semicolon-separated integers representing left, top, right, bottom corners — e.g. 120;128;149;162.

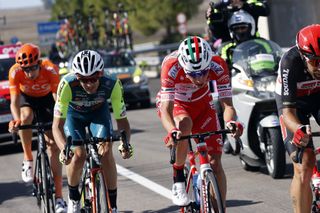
255;80;276;92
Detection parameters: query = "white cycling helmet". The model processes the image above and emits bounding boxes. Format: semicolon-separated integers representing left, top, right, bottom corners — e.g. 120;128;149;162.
72;50;104;77
228;10;256;42
178;36;213;73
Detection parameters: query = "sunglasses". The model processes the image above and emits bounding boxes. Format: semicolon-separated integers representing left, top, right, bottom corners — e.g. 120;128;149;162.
22;64;39;73
302;53;320;67
78;77;99;84
185;67;210;78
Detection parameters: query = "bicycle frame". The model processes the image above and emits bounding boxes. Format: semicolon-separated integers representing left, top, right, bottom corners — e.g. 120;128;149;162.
16;121;55;213
171;129;231;213
294;132;320;213
71;129;129;213
185;140;216;212
312;147;320;212
78;134;111;213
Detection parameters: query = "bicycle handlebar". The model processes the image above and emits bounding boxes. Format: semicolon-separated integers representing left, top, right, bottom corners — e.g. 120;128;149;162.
293;132;320;164
16;122;53;131
170;129;232;164
64;129;130;162
11;122;53;144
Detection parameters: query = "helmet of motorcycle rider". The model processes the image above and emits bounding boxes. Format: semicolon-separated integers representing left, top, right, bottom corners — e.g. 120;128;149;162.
296;24;320;65
178;36;213;76
72;50;104;77
15;43;40;68
228;10;256;43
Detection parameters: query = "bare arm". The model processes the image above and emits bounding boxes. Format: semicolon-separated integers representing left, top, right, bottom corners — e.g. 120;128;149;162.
219;97;237;122
52;92;57;102
282;107;304;133
159;100;176;132
10;93;21;120
52;116;66;151
116;117;131;143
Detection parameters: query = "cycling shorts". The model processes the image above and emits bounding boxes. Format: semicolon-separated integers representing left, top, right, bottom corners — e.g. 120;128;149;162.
64;103;113;145
20;92;54;123
275;93;320;155
157;94;223;154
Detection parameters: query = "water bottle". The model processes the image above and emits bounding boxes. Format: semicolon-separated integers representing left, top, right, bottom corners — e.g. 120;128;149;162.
193;173;201;206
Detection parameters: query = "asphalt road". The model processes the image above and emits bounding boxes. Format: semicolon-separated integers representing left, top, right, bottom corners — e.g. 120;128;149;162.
0;77;312;213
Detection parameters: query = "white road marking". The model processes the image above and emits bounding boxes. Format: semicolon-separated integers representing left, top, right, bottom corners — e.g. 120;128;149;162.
116;164;172;200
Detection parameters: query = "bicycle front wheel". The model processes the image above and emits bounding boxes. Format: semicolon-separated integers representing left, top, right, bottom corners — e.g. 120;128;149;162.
201;171;224;213
40;152;55;213
92;171;110;213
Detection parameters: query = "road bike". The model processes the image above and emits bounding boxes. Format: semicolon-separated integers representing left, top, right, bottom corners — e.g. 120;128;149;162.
104;3;135;51
65;127;129;213
171;129;232;213
293;131;320;213
13;114;55;212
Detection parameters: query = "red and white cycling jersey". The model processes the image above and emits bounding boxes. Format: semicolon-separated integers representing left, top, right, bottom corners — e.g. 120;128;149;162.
158;50;232;103
156;51;231;154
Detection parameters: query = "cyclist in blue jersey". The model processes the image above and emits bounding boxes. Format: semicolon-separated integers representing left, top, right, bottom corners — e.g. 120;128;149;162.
52;50;133;213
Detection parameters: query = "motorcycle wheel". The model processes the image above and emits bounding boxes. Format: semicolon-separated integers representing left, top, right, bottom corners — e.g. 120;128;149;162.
264;127;286;179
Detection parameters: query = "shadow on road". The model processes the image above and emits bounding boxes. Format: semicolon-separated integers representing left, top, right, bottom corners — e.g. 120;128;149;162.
226;199;263;208
0;141;37;156
140;205;179;213
0;181;33;204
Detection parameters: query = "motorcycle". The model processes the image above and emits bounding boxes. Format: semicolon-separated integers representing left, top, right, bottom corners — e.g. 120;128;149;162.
227;38;286;179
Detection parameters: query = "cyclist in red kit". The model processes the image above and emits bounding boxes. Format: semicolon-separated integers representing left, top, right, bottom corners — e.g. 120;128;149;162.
156;36;243;207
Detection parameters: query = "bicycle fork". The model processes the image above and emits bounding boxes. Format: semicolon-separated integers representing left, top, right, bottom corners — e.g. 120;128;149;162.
197;142;213;213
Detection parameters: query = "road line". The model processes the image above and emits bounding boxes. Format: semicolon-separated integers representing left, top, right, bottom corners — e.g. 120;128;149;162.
116;164;172;200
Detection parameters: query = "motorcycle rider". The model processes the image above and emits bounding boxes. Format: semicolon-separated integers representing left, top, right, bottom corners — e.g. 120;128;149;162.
216;10;259;153
156;36;243;208
219;9;257;67
206;0;269;46
275;24;320;213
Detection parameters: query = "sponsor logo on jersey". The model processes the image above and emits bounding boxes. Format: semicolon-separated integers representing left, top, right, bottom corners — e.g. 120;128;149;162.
57;80;66;98
297;80;320;90
210;61;224;76
200;116;212;130
282;69;289;96
22;83;51;92
217;75;230;84
168;66;178;79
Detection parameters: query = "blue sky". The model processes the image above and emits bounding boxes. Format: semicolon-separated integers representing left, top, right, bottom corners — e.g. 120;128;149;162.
0;0;42;9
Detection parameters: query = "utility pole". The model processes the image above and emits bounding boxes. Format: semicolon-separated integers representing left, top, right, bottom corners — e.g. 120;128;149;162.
0;16;6;44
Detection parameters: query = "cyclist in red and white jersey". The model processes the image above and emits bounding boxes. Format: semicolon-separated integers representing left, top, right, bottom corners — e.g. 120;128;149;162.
275;24;320;213
156;36;243;207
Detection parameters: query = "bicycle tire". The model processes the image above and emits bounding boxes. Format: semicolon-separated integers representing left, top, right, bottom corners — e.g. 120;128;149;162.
92;171;110;213
34;155;42;207
40;152;55;213
202;171;224;213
